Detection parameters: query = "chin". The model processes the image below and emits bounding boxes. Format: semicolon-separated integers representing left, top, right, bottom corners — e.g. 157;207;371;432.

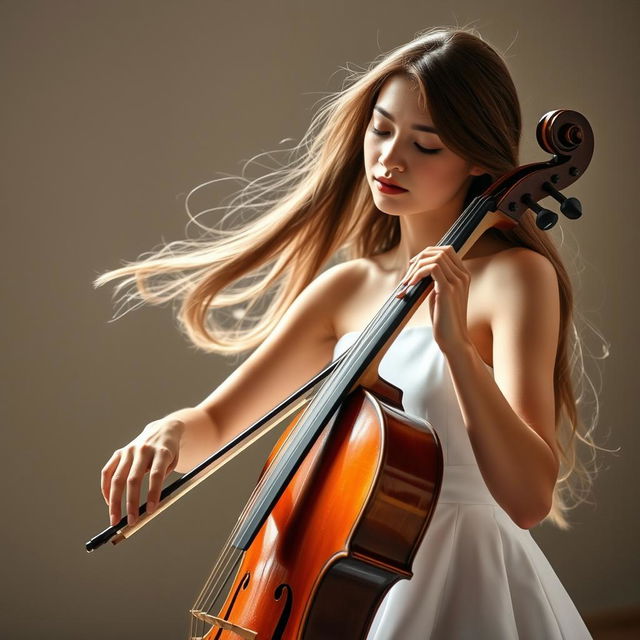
373;205;405;218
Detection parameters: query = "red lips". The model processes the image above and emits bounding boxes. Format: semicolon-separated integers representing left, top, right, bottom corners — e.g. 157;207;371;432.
375;175;406;189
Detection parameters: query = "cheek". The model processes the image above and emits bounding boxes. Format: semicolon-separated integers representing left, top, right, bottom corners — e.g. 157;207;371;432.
409;158;470;207
418;156;468;188
410;158;447;191
363;136;377;168
364;150;383;185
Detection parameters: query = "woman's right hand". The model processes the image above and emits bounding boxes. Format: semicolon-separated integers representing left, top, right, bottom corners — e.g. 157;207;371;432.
101;418;185;527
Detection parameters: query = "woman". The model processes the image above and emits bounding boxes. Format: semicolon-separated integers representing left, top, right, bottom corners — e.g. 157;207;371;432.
96;26;602;639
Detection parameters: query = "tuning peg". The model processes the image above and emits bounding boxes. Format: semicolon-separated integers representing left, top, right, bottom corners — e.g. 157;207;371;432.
522;194;558;230
542;181;582;219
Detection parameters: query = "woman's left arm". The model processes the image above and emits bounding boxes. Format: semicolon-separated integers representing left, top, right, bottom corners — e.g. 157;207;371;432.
397;245;561;529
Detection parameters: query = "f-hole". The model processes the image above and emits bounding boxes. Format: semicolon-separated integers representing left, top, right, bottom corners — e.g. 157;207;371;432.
271;584;293;640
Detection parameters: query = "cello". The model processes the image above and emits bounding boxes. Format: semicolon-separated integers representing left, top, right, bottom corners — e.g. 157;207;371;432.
86;109;593;640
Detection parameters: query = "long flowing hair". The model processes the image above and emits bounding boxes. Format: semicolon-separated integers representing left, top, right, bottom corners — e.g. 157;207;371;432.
94;25;612;529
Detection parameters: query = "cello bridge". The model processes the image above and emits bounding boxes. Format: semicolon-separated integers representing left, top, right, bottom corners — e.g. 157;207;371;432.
190;609;258;640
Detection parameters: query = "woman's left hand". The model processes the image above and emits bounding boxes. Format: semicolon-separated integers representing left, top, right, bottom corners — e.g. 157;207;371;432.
396;245;472;355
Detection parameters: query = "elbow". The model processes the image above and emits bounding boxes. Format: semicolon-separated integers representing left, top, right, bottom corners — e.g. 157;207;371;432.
514;453;558;529
514;513;543;530
512;496;553;530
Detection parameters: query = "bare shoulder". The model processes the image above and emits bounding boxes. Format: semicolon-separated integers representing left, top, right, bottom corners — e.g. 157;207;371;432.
482;245;558;293
303;258;371;336
323;256;397;336
253;257;368;349
464;240;558;334
316;258;370;298
194;258;369;446
481;245;560;338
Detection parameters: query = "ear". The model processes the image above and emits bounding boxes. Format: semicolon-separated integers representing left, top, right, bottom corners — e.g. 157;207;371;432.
469;165;489;176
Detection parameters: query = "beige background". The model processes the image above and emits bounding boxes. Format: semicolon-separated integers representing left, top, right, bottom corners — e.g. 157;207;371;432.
2;1;637;638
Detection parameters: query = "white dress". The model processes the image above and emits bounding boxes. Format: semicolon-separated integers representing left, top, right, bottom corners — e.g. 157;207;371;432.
332;326;592;640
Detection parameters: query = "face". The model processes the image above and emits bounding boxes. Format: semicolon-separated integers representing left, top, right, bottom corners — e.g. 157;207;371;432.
364;74;485;218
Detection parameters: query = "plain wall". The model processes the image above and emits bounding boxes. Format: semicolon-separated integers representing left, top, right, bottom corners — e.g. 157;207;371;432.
2;0;638;638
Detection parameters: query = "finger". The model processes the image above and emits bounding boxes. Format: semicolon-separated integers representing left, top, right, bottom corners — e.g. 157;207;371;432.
402;253;424;280
401;253;435;282
126;446;155;526
428;247;462;287
403;253;446;287
396;267;435;298
431;255;456;289
101;451;121;505
109;450;134;526
400;262;416;285
397;263;419;297
397;247;449;298
440;247;470;285
425;263;446;293
146;447;175;514
443;245;466;269
396;254;433;298
427;285;436;316
401;247;440;281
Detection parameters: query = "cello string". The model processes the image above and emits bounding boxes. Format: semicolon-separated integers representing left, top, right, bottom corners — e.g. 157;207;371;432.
191;196;488;633
193;379;332;616
197;401;346;616
189;549;244;640
205;549;244;618
192;530;238;620
193;489;265;618
193;380;351;620
193;398;330;621
194;389;337;619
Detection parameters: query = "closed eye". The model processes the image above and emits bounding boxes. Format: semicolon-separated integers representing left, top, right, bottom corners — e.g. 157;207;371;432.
371;127;442;155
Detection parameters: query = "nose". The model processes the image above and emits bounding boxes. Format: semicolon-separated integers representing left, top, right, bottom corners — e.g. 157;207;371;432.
378;139;405;174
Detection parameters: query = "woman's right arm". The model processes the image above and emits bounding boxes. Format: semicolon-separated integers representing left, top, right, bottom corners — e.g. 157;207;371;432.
100;260;364;527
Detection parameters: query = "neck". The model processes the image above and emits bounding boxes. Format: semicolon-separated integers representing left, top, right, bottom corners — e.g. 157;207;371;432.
389;190;469;269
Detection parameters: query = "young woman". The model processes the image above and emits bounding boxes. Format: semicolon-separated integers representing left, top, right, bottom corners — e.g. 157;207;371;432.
96;26;603;639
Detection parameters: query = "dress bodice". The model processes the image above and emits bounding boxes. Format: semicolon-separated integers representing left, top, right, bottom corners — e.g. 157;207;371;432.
332;328;592;639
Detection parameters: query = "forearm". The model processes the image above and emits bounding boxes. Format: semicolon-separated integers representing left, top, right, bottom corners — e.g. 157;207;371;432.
443;340;558;528
153;406;226;474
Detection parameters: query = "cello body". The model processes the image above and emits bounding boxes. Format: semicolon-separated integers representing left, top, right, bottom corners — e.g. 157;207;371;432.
202;375;443;640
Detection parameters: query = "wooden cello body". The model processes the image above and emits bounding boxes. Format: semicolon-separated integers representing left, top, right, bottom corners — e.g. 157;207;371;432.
199;378;443;640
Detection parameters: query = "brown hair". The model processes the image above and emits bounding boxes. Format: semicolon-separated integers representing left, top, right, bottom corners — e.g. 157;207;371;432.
94;25;612;529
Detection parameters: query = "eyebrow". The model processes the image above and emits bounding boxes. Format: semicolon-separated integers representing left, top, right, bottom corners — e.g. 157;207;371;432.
373;105;439;134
